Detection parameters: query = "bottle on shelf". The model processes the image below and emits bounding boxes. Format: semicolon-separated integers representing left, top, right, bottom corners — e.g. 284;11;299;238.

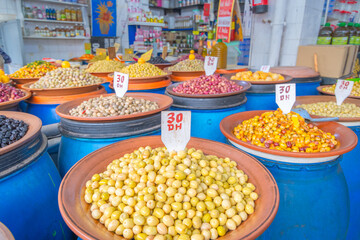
210;39;227;69
65;8;71;21
61;10;66;21
348;22;357;44
332;22;349;45
71;8;77;21
44;25;49;37
77;8;83;22
70;26;75;37
56;9;61;21
317;22;333;45
34;25;40;36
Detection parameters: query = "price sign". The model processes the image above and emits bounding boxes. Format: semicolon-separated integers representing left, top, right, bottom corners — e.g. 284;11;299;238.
335;79;354;105
161;111;191;152
204;56;218;75
113;72;129;97
260;65;270;73
275;83;296;114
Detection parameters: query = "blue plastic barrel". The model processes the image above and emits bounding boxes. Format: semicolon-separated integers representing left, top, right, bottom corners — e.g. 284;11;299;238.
228;141;350;240
339;122;360;240
166;92;247;143
291;77;321;96
0;132;73;240
101;82;113;93
58;113;161;177
245;84;277;111
23;86;107;125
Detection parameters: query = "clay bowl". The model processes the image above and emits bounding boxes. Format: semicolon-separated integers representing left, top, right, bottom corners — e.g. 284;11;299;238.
166;80;251;98
56;92;173;123
21;79;106;96
10;77;39;84
89;72;113;79
0;111;42;155
108;73;171;83
59;136;279;240
317;85;360;99
154;63;174;70
165;67;205;77
170;75;197;82
0;89;31;111
109;79;171;91
294;95;360;122
215;68;248;75
225;74;293;85
220;110;358;159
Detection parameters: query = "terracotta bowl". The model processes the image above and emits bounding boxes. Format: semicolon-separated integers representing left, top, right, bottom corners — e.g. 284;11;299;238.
10;77;39;84
165;67;205;77
21;79;106;96
108;73;171;83
170;75;197;82
154;63;174;70
317;85;360;99
59;136;279;240
294;95;360;122
224;74;293;85
0;89;31;111
0;111;42;155
220;110;358;159
56;93;173;123
166;80;251;98
109;79;171;91
89;72;113;79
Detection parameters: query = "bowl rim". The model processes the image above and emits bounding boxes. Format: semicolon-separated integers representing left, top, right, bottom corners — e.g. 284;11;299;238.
21;79;106;92
58;136;279;240
0;88;31;107
317;85;360;99
220;110;358;158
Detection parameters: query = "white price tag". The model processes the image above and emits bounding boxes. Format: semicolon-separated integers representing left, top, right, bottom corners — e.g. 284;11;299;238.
204;56;218;75
275;83;296;114
335;79;354;105
113;72;129;97
260;65;270;72
161;111;191;152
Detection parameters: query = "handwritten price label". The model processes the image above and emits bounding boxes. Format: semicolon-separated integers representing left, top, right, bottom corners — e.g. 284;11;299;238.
161;111;191;152
113;72;129;97
260;65;270;73
204;56;218;76
275;83;296;114
335;79;354;105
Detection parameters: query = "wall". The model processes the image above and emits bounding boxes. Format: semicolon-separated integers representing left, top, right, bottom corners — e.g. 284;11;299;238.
250;0;325;68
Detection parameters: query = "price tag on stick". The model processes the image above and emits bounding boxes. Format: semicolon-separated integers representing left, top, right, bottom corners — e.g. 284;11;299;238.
113;72;129;97
335;79;354;105
260;65;270;73
275;83;296;114
204;56;218;75
161;111;191;152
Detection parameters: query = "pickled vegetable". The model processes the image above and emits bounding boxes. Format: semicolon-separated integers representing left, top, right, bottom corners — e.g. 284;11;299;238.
10;61;57;78
86;60;125;73
321;81;360;97
231;71;284;82
296;102;360;118
233;109;338;152
84;147;258;239
119;63;166;78
168;59;204;72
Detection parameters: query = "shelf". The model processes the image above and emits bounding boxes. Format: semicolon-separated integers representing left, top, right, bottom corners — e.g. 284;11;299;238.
23;0;88;7
128;22;165;27
163;28;193;31
150;4;204;15
24;36;90;40
24;18;84;24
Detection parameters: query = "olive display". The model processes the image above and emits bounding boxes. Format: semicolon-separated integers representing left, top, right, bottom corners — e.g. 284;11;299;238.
148;56;170;64
0;115;28;148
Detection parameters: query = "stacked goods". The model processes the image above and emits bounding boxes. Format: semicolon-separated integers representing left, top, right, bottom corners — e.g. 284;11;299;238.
86;60;125;73
0;83;26;103
168;59;204;72
0;69;10;83
10;61;57;78
176;53;205;62
321;82;360;97
0;115;28;148
148;57;170;64
296;102;360;118
119;62;167;78
231;71;284;82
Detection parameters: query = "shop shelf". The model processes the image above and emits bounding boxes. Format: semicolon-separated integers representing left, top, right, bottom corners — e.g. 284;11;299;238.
162;28;193;31
128;22;165;27
24;18;84;24
24;36;90;40
23;0;88;7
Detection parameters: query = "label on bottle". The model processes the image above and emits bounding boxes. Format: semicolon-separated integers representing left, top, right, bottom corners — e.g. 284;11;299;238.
161;111;191;152
317;36;332;45
355;36;360;45
350;36;357;45
332;37;349;45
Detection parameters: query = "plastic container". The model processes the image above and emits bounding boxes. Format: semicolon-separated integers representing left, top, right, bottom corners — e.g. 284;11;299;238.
270;66;321;96
23;86;107;125
220;111;358;240
56;93;172;177
317;22;333;45
294;95;360;240
165;81;250;143
210;39;227;69
59;135;279;240
332;22;349;45
0;112;73;240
